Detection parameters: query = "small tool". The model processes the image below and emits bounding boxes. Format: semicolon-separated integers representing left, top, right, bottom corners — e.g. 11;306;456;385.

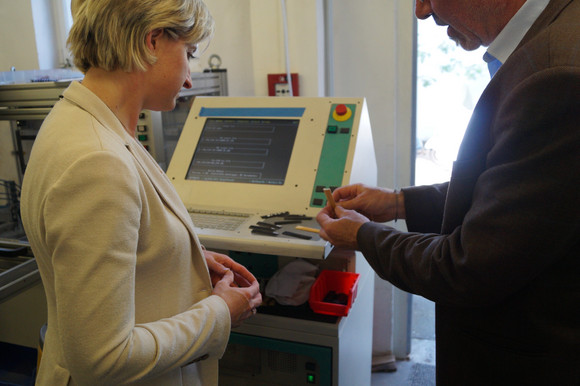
274;220;302;225
251;228;278;237
282;231;313;240
295;225;320;234
323;188;336;211
257;221;281;229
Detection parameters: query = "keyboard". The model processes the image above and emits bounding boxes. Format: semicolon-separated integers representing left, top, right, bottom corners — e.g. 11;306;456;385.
188;209;250;231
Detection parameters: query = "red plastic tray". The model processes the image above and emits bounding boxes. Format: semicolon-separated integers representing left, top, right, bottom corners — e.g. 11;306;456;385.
309;270;360;316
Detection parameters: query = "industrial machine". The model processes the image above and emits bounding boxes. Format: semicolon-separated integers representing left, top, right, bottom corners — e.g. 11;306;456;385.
0;239;37;304
167;96;377;385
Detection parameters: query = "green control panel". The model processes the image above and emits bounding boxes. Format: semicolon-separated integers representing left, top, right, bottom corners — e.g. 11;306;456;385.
310;103;356;207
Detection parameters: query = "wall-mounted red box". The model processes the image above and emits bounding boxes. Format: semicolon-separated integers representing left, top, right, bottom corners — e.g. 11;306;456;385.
267;73;299;96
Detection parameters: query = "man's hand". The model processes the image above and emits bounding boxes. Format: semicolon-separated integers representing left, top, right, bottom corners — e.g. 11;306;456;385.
316;205;370;250
332;183;400;222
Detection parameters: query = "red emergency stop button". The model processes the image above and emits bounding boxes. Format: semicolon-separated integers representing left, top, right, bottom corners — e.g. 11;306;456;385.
332;104;352;122
335;104;348;116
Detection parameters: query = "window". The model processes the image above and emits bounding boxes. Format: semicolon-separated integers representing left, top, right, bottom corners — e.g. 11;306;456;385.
415;20;489;185
52;0;74;67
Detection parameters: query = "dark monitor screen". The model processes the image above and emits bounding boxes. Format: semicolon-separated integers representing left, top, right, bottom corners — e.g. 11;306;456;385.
186;118;299;185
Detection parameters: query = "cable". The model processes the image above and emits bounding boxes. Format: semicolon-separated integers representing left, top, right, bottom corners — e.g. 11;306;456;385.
280;0;294;96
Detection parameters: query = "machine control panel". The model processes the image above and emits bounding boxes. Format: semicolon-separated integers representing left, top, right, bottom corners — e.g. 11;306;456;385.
167;97;376;259
310;103;357;207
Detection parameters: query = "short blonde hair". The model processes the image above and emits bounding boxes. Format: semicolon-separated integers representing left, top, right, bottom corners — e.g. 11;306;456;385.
68;0;214;73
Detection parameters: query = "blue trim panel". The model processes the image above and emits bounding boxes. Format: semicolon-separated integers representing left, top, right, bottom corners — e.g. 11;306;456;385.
199;107;305;117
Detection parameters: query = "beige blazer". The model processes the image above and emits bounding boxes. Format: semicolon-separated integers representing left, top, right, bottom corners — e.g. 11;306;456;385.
21;81;230;385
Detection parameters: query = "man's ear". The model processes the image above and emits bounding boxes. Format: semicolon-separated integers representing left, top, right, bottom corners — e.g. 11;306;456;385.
146;28;164;51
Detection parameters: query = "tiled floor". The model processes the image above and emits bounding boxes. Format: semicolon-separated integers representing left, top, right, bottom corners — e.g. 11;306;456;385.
371;295;436;385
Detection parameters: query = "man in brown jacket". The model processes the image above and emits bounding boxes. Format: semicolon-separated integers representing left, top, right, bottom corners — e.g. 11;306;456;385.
318;0;580;384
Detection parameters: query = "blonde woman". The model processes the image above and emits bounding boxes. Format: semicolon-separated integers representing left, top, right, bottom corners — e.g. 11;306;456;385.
21;0;261;384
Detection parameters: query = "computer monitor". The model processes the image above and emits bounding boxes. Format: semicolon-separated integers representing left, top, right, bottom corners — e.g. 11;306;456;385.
186;117;299;185
167;97;376;259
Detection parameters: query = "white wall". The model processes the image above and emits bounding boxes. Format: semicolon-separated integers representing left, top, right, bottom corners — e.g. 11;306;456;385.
31;0;60;69
191;0;255;96
248;0;325;97
0;0;39;71
331;0;415;189
198;0;326;98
